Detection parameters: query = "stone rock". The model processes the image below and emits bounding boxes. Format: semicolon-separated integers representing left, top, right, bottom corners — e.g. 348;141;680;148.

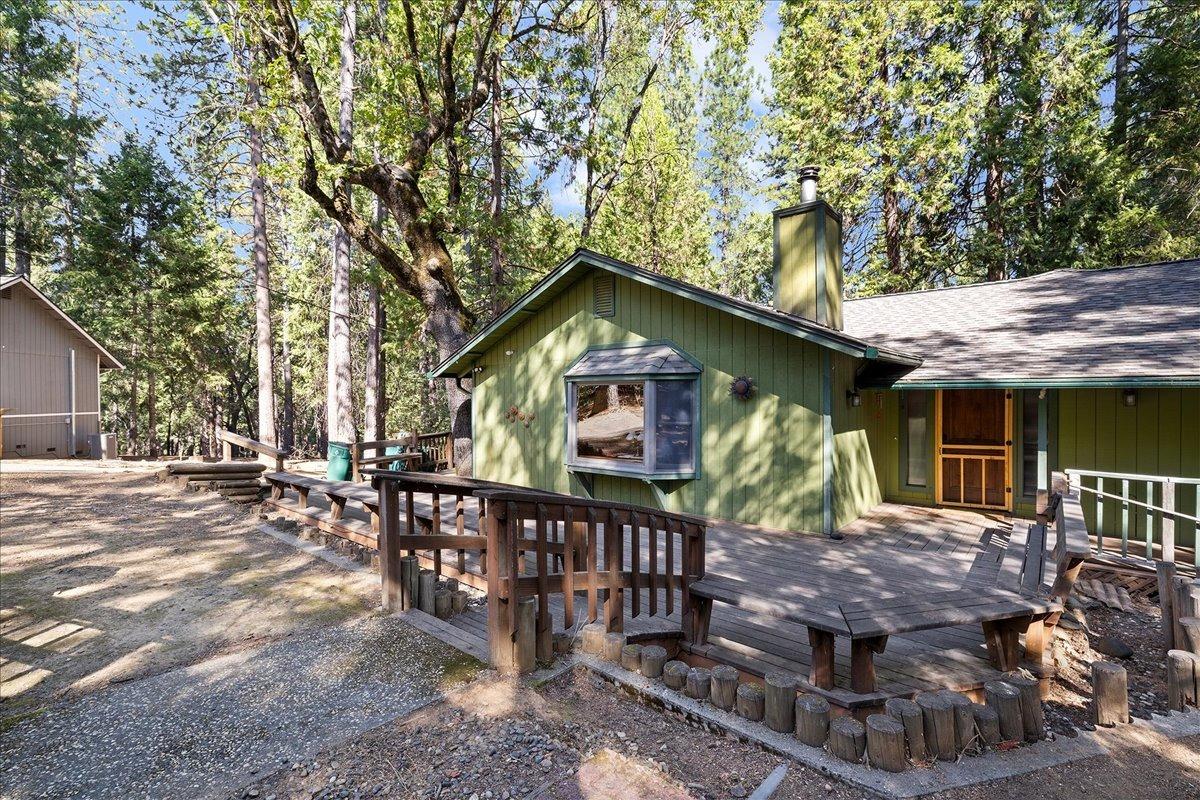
1090;634;1133;659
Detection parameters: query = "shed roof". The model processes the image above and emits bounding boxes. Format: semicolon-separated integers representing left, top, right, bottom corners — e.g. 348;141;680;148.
842;258;1200;388
565;342;701;379
0;275;124;369
430;249;920;379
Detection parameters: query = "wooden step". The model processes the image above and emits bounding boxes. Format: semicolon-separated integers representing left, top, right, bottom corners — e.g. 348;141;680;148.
166;461;267;475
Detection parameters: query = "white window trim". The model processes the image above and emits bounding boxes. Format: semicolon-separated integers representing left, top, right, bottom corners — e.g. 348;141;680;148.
564;376;700;480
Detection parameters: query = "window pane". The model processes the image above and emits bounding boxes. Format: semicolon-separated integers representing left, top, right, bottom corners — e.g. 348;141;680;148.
654;380;695;470
905;391;928;487
1021;391;1039;497
575;383;644;463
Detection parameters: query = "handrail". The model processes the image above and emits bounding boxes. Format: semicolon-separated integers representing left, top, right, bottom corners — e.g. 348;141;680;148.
371;470;708;674
351;430;453;481
1064;467;1199;568
217;429;288;471
1065;468;1200;486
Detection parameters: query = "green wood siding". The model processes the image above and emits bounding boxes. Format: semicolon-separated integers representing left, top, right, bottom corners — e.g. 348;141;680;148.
472;269;878;534
865;386;1199;547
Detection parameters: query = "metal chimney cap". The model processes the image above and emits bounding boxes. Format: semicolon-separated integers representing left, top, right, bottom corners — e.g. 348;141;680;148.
799;165;820;203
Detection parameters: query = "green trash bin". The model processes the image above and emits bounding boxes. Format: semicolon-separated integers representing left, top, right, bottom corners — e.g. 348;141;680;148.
385;444;407;471
326;441;352;481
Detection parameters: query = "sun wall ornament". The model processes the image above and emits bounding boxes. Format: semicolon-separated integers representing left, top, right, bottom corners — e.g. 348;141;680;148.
729;376;756;401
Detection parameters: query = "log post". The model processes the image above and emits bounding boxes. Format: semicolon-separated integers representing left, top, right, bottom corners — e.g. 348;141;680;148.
938;690;976;753
764;671;799;733
794;694;830;747
620;643;642;672
1090;662;1129;726
1003;672;1045;741
451;590;468;614
581;622;606;654
640;645;668;678
1158;561;1178;651
736;683;765;721
686;667;712;700
915;692;955;761
417;569;436;614
709;665;739;711
828;716;866;764
884;698;926;762
1167;650;1199;711
807;628;835;690
1180;617;1200;656
602;632;624;664
401;556;419;613
434;589;452;620
866;714;908;772
514;596;536;674
985;681;1024;741
971;703;1001;746
663;660;689;690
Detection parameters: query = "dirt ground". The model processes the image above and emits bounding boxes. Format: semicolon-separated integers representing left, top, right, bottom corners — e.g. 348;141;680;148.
0;470;378;720
232;666;1200;800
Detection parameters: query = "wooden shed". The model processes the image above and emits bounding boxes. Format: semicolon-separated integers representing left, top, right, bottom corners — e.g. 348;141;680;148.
0;275;123;458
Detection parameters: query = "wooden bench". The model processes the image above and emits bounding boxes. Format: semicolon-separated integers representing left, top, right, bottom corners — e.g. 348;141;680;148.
688;566;1060;694
263;472;381;549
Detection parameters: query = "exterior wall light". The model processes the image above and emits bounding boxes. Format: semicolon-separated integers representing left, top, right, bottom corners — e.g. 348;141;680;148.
1123;388;1137;407
504;349;515;357
847;390;862;407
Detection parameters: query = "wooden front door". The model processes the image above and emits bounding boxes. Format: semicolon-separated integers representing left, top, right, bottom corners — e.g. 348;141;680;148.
936;389;1012;510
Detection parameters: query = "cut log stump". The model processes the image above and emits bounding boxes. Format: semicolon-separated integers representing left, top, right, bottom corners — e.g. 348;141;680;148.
736;682;765;722
1167;650;1199;711
884;698;926;762
686;667;712;701
640;645;668;679
1004;672;1045;741
985;680;1024;742
417;569;436;615
937;690;977;753
451;590;469;614
764;671;799;734
971;703;1001;747
581;623;606;655
709;665;739;711
514;597;536;674
602;632;625;664
620;643;642;673
915;692;955;761
866;713;908;773
433;589;452;620
400;556;419;612
795;694;830;748
663;660;689;691
1091;662;1130;726
1179;618;1200;657
828;716;866;764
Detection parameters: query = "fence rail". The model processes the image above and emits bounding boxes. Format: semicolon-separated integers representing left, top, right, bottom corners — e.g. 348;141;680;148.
370;470;707;674
1065;468;1200;568
217;428;287;471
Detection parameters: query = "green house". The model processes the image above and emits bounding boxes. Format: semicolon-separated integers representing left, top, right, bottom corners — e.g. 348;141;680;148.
432;173;1200;547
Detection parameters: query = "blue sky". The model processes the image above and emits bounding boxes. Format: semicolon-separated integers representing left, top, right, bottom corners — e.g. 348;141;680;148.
93;1;782;218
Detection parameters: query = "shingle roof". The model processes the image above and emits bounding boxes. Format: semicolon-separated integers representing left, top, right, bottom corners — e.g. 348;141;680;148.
565;342;701;378
842;259;1200;387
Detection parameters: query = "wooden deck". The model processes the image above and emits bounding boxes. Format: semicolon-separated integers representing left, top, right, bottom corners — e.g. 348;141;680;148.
264;485;1050;708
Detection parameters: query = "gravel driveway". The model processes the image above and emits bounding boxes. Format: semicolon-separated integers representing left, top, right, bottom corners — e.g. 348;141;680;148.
0;470;481;799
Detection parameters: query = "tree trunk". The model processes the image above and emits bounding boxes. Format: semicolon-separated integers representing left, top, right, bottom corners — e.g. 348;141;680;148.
981;22;1005;281
12;205;31;278
1112;0;1130;145
250;67;277;447
488;54;505;314
326;0;356;447
878;44;901;276
281;317;295;453
364;283;385;440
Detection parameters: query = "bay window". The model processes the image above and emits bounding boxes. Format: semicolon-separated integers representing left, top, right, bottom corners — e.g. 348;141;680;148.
564;343;700;479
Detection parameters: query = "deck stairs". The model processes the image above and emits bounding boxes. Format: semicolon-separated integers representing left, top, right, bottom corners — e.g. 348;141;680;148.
157;460;267;504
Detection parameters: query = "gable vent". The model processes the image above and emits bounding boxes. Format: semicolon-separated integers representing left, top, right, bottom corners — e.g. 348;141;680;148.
0;289;11;300
593;274;615;318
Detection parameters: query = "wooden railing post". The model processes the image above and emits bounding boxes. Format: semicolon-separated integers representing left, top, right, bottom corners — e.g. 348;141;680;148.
377;477;401;612
485;500;514;672
605;509;624;632
221;438;233;462
1163;480;1176;565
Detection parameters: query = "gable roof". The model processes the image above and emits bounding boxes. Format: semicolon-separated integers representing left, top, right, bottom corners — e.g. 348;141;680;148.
430;248;921;379
842;258;1200;388
1;275;125;369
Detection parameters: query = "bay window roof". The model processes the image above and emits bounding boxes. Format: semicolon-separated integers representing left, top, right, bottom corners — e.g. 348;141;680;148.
564;342;701;379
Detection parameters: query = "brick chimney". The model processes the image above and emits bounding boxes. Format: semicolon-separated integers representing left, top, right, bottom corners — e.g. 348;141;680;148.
772;166;844;330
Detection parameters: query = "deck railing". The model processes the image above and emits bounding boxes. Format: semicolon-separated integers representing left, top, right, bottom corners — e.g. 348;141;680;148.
1064;468;1200;568
370;470;707;674
217;428;288;472
351;430;453;481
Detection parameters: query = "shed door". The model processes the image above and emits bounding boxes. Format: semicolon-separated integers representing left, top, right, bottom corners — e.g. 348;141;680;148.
936;389;1012;510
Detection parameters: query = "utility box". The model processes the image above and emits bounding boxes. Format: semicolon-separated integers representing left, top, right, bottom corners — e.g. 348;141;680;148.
88;433;117;460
